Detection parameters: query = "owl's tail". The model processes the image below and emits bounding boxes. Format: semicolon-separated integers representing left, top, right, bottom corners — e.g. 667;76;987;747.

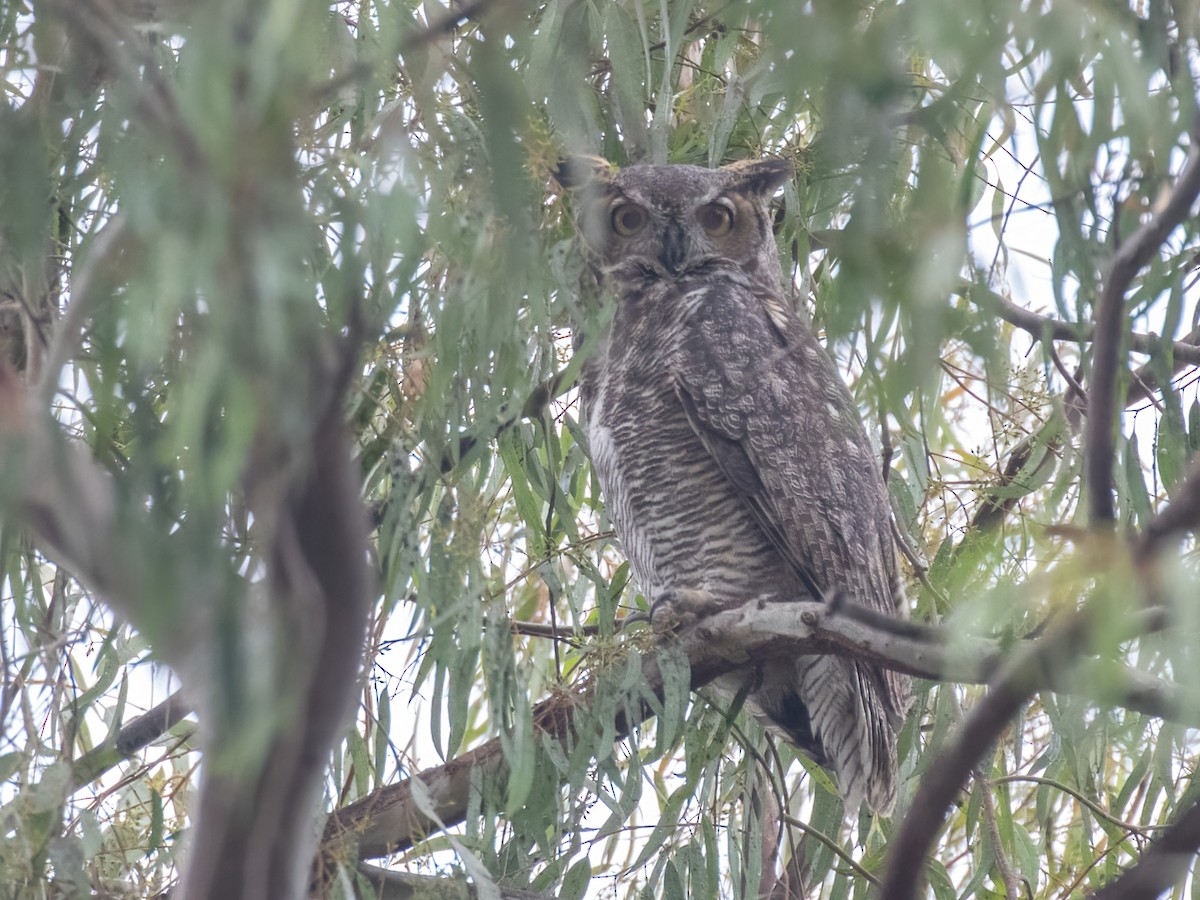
793;655;900;815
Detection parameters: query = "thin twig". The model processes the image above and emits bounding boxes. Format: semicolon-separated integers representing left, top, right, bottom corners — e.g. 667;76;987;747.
990;775;1160;836
1046;342;1087;402
401;0;501;52
780;814;881;887
510;620;597;641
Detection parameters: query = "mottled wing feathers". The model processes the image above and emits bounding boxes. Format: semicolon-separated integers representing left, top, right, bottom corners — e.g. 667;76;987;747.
671;281;908;812
672;284;896;615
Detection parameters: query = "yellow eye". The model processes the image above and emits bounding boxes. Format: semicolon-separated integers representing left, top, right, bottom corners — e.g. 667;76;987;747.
698;202;734;236
611;204;647;236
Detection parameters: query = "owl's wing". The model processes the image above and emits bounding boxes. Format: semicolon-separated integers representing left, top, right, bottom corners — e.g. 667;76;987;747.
671;285;900;618
672;284;910;812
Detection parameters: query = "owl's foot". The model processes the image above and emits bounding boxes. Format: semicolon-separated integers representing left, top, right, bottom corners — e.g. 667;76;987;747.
650;588;723;632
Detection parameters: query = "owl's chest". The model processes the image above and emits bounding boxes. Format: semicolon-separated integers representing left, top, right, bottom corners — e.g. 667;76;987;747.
582;334;795;605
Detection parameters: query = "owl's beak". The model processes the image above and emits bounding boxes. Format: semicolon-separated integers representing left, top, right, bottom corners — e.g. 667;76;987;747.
660;221;688;275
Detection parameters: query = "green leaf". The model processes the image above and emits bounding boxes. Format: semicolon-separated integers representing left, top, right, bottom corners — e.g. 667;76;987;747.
374;688;391;789
604;3;650;157
0;751;23;783
1121;434;1154;526
348;731;372;802
560;857;592;900
148;788;164;856
498;428;550;558
1157;391;1190;497
662;859;685;900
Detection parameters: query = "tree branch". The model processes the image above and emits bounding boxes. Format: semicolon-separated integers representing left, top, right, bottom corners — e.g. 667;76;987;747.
881;610;1099;900
961;278;1200;367
1087;124;1200;523
1124;326;1200;409
357;863;557;899
71;690;194;790
0;366;141;619
1087;798;1200;899
1135;449;1200;560
401;0;504;51
359;420;1200;879
323;598;1192;864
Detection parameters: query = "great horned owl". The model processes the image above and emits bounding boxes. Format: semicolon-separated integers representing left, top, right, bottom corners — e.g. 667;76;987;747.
555;156;911;814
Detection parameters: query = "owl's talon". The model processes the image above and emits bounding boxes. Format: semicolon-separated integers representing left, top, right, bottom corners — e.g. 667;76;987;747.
651;588;723;631
826;589;848;614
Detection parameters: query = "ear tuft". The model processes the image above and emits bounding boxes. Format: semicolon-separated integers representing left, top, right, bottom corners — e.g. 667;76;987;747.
552;154;616;190
723;158;793;197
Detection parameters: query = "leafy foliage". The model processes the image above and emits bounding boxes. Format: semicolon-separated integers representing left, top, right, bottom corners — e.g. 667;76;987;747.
1;0;1199;898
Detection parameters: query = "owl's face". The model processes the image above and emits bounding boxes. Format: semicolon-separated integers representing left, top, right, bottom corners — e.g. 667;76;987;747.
555;157;792;287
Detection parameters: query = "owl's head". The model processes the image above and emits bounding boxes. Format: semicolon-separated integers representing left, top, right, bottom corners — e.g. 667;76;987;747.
553;156;792;287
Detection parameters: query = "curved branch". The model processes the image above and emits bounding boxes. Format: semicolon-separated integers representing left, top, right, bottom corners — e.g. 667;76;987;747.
1087;798;1200;900
1087;125;1200;523
780;813;880;887
1136;449;1200;560
401;0;498;51
960;279;1200;366
991;775;1160;836
345;453;1200;870
880;612;1097;900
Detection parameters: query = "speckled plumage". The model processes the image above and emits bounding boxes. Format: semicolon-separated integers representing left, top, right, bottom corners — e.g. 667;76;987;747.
556;157;911;814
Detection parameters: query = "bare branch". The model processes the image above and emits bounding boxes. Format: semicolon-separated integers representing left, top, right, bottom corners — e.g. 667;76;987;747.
325;599;1192;863
182;357;372;900
1124;326;1200;409
1087;798;1200;900
0;367;140;616
961;278;1200;367
961;426;1059;538
401;0;503;52
1087;126;1200;522
992;775;1163;836
808;233;1200;376
880;610;1103;900
71;690;194;790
